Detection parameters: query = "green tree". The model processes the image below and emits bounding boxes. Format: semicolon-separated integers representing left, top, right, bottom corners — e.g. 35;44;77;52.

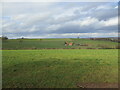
2;36;8;40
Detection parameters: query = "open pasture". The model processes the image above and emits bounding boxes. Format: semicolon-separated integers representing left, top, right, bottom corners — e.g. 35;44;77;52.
2;49;118;88
2;38;118;49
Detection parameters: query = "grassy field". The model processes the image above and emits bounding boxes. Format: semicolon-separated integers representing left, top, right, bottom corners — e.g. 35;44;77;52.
2;38;118;49
2;49;118;88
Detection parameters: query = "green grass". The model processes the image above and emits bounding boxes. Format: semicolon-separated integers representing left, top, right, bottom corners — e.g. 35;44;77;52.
2;49;118;88
2;38;118;49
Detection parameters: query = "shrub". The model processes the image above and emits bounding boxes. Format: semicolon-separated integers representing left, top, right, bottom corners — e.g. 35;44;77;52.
2;36;8;40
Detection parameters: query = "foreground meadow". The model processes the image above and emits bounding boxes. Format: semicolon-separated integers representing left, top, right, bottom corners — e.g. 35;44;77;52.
2;49;118;88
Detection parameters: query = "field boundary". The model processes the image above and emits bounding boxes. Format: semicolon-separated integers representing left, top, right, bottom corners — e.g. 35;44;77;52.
1;48;119;50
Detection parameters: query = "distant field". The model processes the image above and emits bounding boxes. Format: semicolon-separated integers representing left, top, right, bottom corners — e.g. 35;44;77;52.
2;38;118;49
2;49;118;88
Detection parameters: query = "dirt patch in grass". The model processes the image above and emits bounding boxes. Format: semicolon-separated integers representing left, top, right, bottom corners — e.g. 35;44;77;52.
76;83;118;88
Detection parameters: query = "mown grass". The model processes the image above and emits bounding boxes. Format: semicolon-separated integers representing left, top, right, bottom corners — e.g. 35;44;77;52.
2;38;118;49
2;49;118;88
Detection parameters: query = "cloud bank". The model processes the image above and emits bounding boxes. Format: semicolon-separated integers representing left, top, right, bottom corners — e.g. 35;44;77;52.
1;2;118;38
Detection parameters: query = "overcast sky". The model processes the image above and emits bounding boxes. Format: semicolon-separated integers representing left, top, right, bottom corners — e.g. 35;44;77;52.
1;2;118;38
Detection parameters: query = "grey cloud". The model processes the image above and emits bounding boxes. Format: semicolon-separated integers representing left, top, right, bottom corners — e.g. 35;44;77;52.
2;2;118;38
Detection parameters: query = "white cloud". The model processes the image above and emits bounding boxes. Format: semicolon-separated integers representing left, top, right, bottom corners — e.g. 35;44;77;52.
45;24;61;31
2;2;118;38
29;26;37;32
6;33;118;39
80;17;98;26
115;6;118;9
13;14;27;20
103;17;118;26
